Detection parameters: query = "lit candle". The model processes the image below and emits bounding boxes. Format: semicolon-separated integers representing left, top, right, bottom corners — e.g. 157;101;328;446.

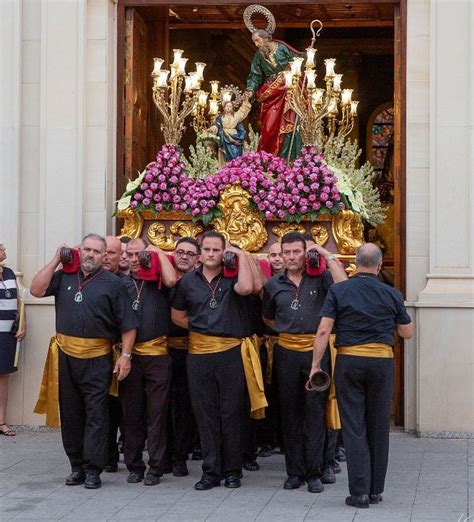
290;57;304;76
210;81;220;96
284;70;294;89
188;72;199;90
222;90;232;103
324;58;336;78
333;74;343;92
157;70;169;88
195;62;206;81
184;75;193;92
350;100;359;116
209;99;219;116
198;90;208;107
152;58;164;76
341;89;353;106
312;88;324;105
327;98;338;114
305;69;316;89
177;57;188;76
305;47;316;68
172;49;184;65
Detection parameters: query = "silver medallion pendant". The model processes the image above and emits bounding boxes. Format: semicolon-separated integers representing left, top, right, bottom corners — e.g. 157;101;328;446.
74;291;83;303
132;299;140;311
290;299;301;311
209;297;218;309
4;289;11;299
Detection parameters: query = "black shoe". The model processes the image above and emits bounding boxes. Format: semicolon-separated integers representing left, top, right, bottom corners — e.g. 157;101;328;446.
258;445;274;458
84;474;101;489
243;460;260;471
335;446;346;462
104;463;118;473
370;494;383;504
307;477;324;493
321;466;336;484
162;465;173;474
127;471;144;483
224;476;241;488
332;461;341;474
194;478;220;491
65;471;85;486
192;449;202;461
172;462;189;477
144;471;161;486
283;476;304;490
345;495;370;509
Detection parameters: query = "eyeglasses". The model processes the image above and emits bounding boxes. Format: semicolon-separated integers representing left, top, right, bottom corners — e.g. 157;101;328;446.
175;249;198;258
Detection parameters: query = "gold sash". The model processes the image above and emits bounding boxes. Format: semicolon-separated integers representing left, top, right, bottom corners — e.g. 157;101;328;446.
326;335;341;430
188;332;268;419
263;335;278;385
338;343;393;358
168;336;189;350
133;336;168;356
278;332;315;352
34;335;113;428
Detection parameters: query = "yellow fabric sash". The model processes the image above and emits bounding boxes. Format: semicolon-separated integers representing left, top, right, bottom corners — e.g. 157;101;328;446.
188;332;268;419
34;335;113;428
326;335;341;430
338;343;393;358
278;332;315;352
133;336;168;356
168;336;189;350
263;335;278;385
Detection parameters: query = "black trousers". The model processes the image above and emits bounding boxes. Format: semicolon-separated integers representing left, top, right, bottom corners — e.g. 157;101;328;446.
324;428;339;468
168;347;197;463
119;354;172;473
107;395;122;466
274;344;328;479
335;355;394;496
58;350;112;475
187;346;245;481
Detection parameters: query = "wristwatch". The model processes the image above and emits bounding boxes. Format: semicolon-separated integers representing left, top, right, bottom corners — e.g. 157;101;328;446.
120;352;132;359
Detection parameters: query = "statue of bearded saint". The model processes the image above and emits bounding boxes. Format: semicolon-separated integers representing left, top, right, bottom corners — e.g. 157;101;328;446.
245;29;304;162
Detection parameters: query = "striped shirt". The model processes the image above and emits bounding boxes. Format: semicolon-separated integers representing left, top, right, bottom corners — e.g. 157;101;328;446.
0;267;18;333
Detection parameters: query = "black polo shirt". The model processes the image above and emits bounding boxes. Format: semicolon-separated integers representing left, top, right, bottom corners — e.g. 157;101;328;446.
45;269;138;339
171;266;248;339
168;285;189;339
319;272;412;347
262;270;333;334
123;277;170;343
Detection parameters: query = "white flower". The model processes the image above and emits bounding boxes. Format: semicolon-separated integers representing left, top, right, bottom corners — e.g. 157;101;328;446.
117;195;132;211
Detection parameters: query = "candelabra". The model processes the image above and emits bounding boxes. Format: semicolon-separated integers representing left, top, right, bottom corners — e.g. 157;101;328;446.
284;20;359;147
151;50;207;145
192;81;222;134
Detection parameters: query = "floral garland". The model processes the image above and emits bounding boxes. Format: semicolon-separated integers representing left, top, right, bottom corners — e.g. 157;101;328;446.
117;145;351;225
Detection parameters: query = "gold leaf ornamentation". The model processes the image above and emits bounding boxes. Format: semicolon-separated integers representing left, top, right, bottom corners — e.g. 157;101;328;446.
117;208;144;239
147;222;176;251
212;184;267;251
271;223;305;240
169;221;203;240
310;225;329;246
332;210;364;255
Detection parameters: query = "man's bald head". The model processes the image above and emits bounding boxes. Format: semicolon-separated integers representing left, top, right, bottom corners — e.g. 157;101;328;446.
355;243;383;270
103;236;122;273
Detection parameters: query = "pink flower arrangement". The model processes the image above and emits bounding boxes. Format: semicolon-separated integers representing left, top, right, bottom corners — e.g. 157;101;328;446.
120;145;345;224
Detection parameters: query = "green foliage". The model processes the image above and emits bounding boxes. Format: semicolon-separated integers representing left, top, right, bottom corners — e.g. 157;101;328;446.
183;139;219;179
243;125;260;153
323;137;386;226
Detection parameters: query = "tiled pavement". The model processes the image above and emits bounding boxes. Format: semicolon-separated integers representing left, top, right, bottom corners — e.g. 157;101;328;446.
0;432;472;521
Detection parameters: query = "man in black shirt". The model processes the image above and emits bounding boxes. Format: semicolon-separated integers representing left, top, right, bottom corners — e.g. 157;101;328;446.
262;231;347;493
120;238;177;486
172;230;264;491
310;243;413;508
167;237;200;477
30;234;138;489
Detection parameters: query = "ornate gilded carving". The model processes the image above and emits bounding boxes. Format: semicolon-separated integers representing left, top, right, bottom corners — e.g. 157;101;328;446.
169;221;203;240
332;210;364;255
212;184;268;251
271;223;305;240
117;208;144;239
147;223;176;251
310;225;329;246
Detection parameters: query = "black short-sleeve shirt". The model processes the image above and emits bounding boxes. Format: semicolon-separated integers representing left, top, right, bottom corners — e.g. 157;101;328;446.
168;285;189;339
123;277;170;343
171;266;248;339
319;272;412;347
45;269;138;339
262;270;333;334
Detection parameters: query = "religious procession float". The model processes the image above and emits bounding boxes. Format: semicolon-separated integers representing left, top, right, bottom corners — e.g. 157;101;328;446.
115;5;386;270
